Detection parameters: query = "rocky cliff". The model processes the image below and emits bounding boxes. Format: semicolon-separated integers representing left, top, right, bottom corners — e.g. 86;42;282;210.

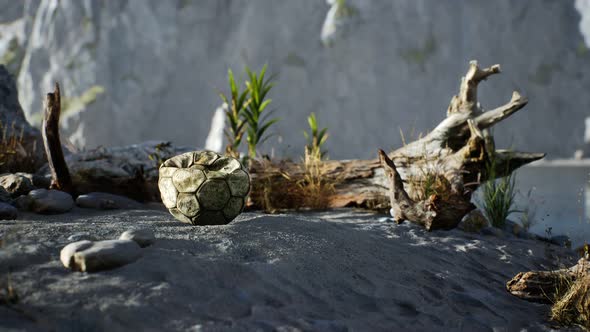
2;0;590;159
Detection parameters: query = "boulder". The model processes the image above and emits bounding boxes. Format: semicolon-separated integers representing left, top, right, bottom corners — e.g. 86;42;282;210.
12;2;590;160
0;172;35;197
76;192;141;210
0;202;17;220
60;240;142;272
15;189;74;214
119;229;156;248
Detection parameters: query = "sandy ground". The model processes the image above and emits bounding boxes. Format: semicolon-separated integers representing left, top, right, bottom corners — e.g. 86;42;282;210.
0;207;580;332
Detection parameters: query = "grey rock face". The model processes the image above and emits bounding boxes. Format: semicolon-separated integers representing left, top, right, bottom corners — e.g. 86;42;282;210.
60;239;142;272
0;173;35;197
0;202;17;220
119;229;155;248
16;189;74;214
10;1;590;160
76;192;141;210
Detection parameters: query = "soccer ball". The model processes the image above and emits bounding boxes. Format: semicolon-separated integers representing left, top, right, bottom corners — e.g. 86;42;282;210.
158;151;250;225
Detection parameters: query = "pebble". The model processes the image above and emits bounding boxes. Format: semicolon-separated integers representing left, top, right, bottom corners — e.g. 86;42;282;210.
60;240;142;272
76;192;141;210
15;189;74;214
0;202;17;220
119;228;156;248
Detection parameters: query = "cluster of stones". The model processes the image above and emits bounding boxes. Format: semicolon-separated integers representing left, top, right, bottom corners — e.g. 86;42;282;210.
0;172;142;220
61;228;155;273
158;151;250;225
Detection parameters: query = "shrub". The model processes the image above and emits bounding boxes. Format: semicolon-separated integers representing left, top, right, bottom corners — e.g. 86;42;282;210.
479;157;518;228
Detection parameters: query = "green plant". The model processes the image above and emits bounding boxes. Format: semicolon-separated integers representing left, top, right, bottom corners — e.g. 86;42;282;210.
479;156;518;228
303;112;328;160
218;69;249;159
242;64;279;160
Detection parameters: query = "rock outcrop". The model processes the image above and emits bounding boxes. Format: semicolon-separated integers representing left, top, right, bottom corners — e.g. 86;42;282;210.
4;1;590;159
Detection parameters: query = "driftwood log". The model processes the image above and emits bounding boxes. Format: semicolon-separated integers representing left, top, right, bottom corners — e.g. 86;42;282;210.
249;61;544;230
42;82;74;195
507;258;589;303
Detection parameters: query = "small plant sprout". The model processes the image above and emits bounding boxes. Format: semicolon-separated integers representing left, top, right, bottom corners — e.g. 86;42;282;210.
243;64;280;160
218;69;249;159
303;112;329;160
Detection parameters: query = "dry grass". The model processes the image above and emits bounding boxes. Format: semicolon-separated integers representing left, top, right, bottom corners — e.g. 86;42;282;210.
405;158;451;202
0;120;40;173
248;150;336;213
0;273;19;306
550;274;590;329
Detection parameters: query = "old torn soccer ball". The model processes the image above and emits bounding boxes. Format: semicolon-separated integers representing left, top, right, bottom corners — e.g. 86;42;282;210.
158;151;250;225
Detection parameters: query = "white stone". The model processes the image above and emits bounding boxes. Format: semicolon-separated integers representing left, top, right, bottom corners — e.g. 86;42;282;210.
60;240;142;273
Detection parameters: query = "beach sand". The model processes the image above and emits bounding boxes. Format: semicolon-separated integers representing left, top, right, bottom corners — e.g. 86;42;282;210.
0;207;580;331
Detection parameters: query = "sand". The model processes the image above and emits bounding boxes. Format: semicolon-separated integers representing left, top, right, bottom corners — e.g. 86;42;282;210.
0;206;581;331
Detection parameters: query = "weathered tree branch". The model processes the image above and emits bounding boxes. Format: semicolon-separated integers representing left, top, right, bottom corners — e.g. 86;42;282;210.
475;91;528;130
507;258;589;303
42;82;74;195
247;61;544;226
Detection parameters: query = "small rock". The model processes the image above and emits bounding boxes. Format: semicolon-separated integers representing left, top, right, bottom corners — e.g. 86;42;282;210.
67;232;97;242
0;173;35;197
0;202;17;220
119;228;155;248
480;226;505;237
76;192;141;210
60;240;142;272
16;189;74;214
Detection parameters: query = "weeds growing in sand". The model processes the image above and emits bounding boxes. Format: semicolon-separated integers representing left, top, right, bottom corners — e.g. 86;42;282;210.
249;115;335;212
219;69;249;159
479;156;518;228
243;65;280;160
